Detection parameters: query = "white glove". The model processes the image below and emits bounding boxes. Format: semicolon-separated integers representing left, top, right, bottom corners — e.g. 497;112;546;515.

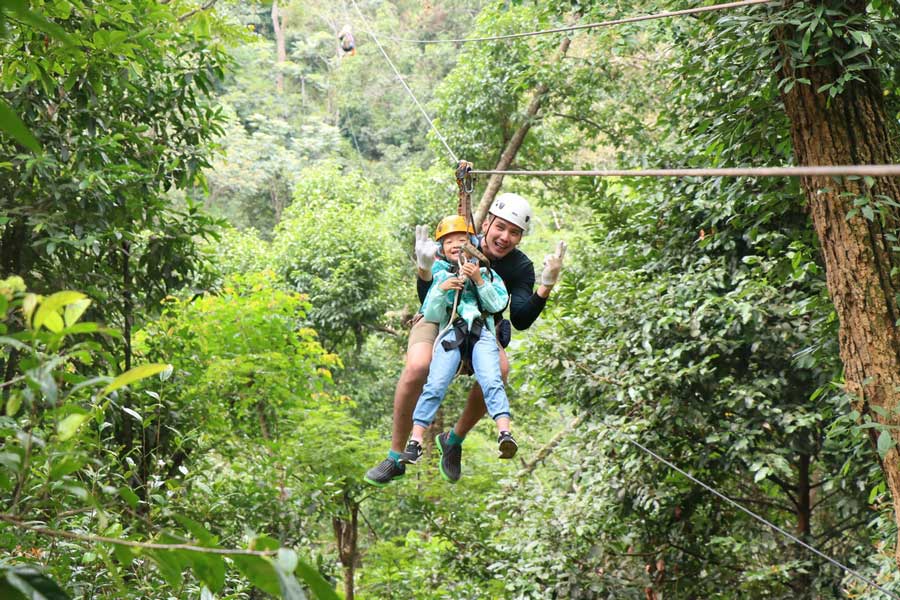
540;240;567;286
415;225;438;271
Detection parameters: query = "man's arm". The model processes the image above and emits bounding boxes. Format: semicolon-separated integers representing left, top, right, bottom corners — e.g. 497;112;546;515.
507;263;545;330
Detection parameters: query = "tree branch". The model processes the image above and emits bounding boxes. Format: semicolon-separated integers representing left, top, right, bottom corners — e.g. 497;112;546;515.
0;513;276;556
178;0;218;22
518;413;585;477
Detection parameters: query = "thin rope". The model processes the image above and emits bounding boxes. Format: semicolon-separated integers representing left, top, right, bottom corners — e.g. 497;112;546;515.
350;0;459;164
615;432;900;599
472;165;900;178
381;0;772;45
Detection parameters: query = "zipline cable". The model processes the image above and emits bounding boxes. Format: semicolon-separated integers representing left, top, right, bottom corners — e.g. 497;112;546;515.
350;0;459;164
615;429;900;599
381;0;772;45
472;165;900;178
352;1;895;592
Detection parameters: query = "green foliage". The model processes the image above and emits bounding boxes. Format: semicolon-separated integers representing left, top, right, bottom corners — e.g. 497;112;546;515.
0;0;229;322
0;564;70;600
272;161;404;350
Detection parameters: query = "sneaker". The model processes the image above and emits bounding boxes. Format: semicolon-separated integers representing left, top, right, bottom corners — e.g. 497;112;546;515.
399;440;423;465
498;431;518;459
363;458;405;487
436;431;462;483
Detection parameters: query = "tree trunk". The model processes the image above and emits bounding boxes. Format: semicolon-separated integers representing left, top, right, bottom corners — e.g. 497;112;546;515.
474;36;572;227
793;452;812;596
333;497;358;600
272;0;286;93
777;1;900;564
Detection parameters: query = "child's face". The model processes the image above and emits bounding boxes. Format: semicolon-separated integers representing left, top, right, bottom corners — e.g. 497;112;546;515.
440;231;469;262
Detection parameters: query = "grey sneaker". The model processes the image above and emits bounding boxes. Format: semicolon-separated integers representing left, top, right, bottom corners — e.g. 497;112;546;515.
498;431;518;459
364;458;405;487
399;440;423;465
436;432;462;483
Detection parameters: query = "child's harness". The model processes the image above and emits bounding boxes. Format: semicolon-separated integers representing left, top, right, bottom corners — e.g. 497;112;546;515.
433;246;506;376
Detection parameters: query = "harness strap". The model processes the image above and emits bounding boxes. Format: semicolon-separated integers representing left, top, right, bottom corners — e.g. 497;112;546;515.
441;318;485;376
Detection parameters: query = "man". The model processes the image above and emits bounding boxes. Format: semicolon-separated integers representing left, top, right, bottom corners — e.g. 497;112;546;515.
364;192;566;485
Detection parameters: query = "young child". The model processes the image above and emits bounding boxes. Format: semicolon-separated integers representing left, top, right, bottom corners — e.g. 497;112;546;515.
400;215;518;472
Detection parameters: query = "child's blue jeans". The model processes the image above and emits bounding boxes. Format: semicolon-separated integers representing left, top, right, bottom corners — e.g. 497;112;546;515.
412;326;510;428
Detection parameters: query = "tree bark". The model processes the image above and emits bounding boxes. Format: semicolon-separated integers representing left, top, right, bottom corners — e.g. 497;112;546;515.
777;1;900;563
333;497;358;600
272;0;286;94
793;453;812;596
474;36;572;227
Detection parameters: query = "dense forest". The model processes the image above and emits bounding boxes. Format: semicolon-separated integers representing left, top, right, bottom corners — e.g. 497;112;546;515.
3;0;900;598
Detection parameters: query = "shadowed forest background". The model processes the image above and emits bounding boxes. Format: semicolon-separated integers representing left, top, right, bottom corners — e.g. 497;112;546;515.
3;0;900;598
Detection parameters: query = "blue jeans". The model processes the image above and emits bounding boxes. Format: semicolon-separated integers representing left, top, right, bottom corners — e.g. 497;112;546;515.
412;326;510;428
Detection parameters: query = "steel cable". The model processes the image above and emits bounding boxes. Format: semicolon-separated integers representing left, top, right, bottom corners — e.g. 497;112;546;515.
381;0;773;45
615;430;900;599
350;0;459;164
472;165;900;178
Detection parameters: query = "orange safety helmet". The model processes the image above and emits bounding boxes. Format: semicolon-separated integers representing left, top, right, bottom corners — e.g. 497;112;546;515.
434;215;475;241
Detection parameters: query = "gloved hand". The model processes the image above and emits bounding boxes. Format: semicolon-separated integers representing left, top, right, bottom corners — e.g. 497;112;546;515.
415;225;439;271
540;240;567;286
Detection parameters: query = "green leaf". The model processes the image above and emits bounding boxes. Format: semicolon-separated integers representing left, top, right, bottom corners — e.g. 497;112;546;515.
232;555;281;596
276;566;308;600
148;549;186;588
0;580;26;600
64;299;92;327
57;412;91;441
2;566;71;600
2;0;78;46
0;98;40;153
877;429;894;457
33;292;87;331
5;394;21;417
294;558;340;600
119;485;140;509
277;548;298;573
185;550;226;593
801;29;812;55
99;364;170;398
49;454;87;480
112;543;139;568
173;515;217;546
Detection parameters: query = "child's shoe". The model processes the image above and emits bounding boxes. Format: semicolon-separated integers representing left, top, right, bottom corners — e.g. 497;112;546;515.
399;440;423;465
498;431;518;459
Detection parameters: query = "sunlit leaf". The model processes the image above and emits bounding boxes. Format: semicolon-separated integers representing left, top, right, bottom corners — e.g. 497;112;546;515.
57;413;91;441
99;364;170;398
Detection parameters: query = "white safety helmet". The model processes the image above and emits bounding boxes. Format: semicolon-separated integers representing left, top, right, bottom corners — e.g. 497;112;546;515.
488;192;532;234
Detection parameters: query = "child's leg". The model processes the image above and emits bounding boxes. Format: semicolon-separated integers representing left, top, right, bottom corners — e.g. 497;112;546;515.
410;423;427;443
495;415;511;434
411;329;462;431
470;327;510;428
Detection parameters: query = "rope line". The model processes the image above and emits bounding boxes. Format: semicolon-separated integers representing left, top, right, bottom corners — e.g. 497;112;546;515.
472;165;900;178
381;0;772;45
616;432;899;599
350;0;459;164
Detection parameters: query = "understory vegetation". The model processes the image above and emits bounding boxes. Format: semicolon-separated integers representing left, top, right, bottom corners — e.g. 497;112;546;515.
3;0;900;598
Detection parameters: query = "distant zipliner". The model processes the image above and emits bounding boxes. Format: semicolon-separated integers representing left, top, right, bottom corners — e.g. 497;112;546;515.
339;25;356;56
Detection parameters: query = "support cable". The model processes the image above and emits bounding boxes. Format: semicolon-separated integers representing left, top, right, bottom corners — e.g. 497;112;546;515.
472;165;900;178
382;0;772;45
612;430;900;599
350;0;459;164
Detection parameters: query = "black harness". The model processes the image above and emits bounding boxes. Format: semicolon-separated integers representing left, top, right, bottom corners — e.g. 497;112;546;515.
441;317;485;376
